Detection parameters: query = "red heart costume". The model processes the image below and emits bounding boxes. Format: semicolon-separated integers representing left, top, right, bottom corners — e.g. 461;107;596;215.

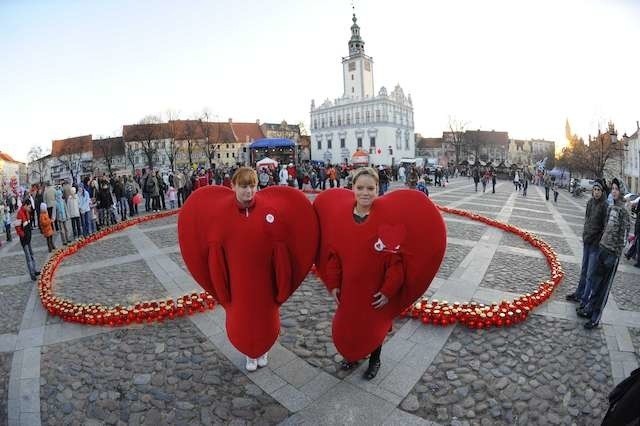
178;185;319;358
314;188;446;362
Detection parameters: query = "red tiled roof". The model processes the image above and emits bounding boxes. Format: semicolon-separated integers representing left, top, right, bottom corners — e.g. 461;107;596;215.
124;121;238;143
122;123;166;142
463;130;509;147
92;137;125;158
52;135;92;157
416;137;442;149
231;122;264;143
0;152;20;163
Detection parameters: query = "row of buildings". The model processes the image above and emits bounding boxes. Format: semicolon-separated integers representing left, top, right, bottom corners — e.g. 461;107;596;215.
27;120;308;185
415;131;556;168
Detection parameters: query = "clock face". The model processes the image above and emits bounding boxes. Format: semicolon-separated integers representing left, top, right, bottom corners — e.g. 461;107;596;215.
349;62;356;71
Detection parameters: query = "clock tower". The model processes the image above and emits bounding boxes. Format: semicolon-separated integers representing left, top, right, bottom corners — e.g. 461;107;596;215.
342;14;374;100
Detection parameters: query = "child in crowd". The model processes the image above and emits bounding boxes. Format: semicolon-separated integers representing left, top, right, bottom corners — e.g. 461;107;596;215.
90;197;99;232
168;185;177;209
39;202;55;252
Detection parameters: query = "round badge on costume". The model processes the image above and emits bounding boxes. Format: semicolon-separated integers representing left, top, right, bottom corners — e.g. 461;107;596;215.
266;213;275;223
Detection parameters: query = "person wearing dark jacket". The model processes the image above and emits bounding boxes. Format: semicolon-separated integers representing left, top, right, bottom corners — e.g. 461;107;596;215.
566;180;608;307
581;178;630;329
16;199;40;281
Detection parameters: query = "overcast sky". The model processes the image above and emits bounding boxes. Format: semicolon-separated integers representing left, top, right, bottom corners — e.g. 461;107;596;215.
1;0;639;162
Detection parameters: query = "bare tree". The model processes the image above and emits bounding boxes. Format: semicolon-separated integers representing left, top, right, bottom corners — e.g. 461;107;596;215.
93;137;118;177
198;115;219;169
125;143;138;175
27;145;50;183
164;111;181;172
447;116;468;165
57;144;83;184
137;115;162;169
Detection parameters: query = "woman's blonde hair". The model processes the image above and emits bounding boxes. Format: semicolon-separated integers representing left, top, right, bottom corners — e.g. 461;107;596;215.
352;167;379;186
231;167;258;186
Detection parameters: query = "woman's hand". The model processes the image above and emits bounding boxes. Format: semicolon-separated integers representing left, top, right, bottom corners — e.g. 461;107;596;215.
331;288;341;305
372;292;389;309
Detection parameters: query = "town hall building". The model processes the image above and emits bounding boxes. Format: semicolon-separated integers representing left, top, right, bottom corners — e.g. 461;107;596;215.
310;14;415;166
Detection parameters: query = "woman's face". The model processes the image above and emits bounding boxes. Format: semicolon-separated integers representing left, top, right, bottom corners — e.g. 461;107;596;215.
233;182;257;205
611;184;620;201
354;175;378;210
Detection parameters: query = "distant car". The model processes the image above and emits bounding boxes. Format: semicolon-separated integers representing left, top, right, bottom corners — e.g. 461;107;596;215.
578;179;596;191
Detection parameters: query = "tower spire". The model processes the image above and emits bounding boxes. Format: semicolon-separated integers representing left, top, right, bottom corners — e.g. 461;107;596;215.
348;12;365;56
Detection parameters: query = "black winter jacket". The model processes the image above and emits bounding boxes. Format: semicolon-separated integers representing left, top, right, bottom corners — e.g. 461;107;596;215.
582;196;608;246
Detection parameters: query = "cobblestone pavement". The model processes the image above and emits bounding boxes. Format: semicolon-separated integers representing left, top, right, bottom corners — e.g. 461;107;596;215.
0;179;638;425
39;320;289;425
402;315;612;425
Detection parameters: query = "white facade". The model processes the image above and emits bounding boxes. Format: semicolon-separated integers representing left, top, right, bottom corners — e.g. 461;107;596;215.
623;124;639;194
310;14;414;166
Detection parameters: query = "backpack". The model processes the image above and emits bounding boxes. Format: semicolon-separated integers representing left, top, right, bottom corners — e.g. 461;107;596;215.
145;177;156;192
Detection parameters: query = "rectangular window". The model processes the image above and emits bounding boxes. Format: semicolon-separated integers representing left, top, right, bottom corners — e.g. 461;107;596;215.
217;153;220;159
355;112;360;124
313;119;317;129
226;153;229;158
338;117;342;126
340;138;345;148
375;110;380;121
370;137;376;147
317;140;322;150
357;137;363;148
365;111;370;123
346;114;351;125
327;139;332;149
329;117;333;127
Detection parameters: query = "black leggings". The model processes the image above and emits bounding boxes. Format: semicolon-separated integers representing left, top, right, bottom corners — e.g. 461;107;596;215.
370;345;382;363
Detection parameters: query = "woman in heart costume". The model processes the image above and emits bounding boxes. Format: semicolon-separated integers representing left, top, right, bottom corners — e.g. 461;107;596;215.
178;167;318;371
314;167;446;379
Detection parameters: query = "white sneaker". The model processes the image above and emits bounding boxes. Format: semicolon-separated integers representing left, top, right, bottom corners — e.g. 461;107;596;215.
245;357;258;372
257;353;268;368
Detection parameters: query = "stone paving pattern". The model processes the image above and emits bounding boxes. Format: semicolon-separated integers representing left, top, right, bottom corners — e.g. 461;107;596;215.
40;319;289;425
437;244;473;279
0;283;33;335
59;235;138;267
0;352;11;422
402;315;612;425
0;179;638;425
53;260;169;307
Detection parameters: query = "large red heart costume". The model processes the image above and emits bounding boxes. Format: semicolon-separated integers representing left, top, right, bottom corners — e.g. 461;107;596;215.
314;188;446;361
178;185;319;358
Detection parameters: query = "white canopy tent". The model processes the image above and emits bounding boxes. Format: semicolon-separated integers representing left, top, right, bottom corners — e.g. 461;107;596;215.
256;157;279;167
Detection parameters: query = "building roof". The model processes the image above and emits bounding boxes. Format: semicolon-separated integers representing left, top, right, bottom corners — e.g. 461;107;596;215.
93;137;125;158
463;130;509;147
52;135;93;156
231;122;264;143
261;122;301;132
0;152;24;163
415;137;443;149
123;120;238;142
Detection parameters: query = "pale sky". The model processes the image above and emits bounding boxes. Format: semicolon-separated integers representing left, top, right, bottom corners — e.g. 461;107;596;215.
1;0;639;163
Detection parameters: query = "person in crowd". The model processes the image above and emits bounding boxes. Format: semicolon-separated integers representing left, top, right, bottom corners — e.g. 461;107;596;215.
481;169;490;193
544;173;552;201
258;168;270;190
33;184;43;230
378;165;389;195
53;187;71;245
66;187;81;239
43;182;56;221
157;171;167;210
566;180;608;307
114;176;128;220
580;178;631;329
39;202;55;252
142;170;151;212
513;171;520;191
491;168;497;194
3;205;12;242
522;173;529;197
472;166;480;192
175;170;185;207
15;199;39;281
78;185;91;236
96;179;114;226
406;165;419;189
628;196;640;267
398;164;406;184
168;184;177;209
